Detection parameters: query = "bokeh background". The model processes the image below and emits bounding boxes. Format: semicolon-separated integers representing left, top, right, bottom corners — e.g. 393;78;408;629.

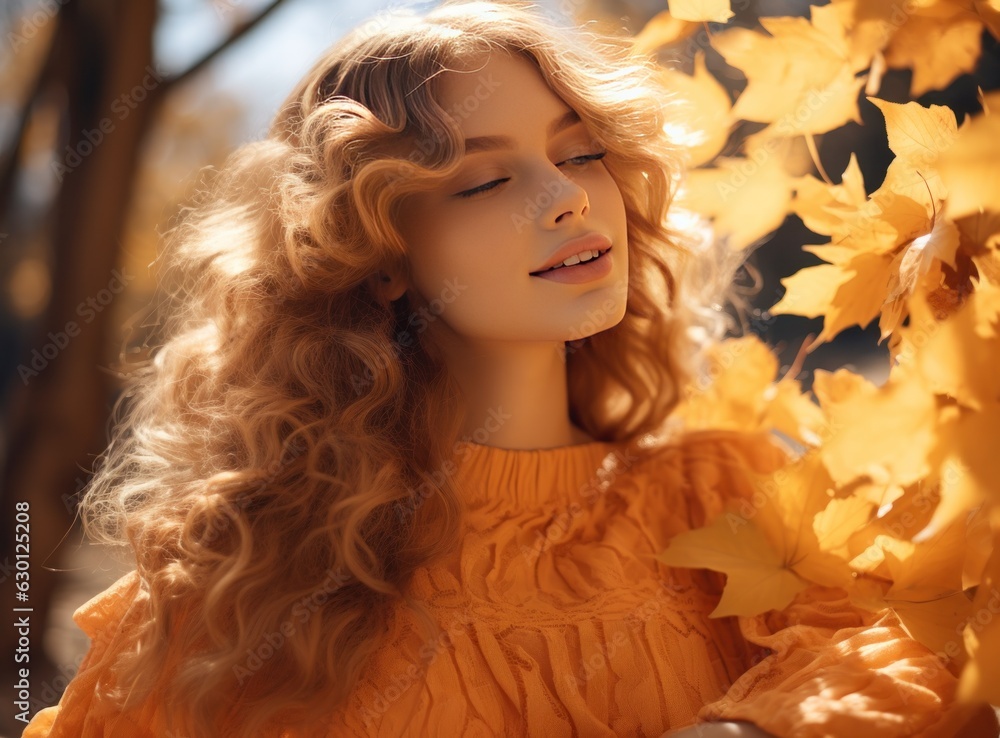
0;0;997;734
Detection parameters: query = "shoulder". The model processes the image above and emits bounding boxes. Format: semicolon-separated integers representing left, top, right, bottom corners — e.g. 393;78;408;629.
73;569;147;643
677;428;794;473
20;570;162;737
623;427;794;528
626;426;794;479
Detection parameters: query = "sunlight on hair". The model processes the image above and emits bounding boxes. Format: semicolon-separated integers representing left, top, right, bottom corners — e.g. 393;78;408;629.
200;209;258;277
666;207;713;253
662;120;710;150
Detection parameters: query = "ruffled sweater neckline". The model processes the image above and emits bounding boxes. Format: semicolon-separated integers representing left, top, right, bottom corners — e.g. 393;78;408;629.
450;437;645;513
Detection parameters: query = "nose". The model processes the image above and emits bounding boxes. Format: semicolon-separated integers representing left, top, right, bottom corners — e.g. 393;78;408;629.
534;165;590;227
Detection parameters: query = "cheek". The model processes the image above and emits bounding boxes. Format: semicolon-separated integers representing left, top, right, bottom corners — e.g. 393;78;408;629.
595;171;627;219
407;213;503;298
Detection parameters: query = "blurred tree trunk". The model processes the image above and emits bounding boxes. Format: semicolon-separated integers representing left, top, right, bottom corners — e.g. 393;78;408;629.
0;0;290;721
0;0;159;686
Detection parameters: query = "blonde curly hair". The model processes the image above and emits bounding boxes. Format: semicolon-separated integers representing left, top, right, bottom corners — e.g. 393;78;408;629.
79;1;744;735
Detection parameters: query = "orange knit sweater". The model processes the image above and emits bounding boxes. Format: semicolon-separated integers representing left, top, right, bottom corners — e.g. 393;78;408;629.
21;428;1000;737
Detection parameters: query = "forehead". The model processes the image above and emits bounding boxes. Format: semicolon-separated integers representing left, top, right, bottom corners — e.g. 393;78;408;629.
433;50;573;135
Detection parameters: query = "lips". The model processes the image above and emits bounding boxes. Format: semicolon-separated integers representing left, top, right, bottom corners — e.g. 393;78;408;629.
530;232;613;275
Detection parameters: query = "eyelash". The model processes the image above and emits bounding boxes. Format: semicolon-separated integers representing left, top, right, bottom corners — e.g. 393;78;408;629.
456;151;607;199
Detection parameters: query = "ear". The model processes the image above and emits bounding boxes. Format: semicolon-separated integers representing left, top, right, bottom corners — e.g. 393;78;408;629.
369;270;408;303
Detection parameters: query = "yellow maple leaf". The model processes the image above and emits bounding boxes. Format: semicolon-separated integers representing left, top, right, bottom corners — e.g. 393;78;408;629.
958;543;1000;704
791;152;868;236
668;0;733;24
977;0;1000;37
870;97;959;171
840;506;975;661
911;281;1000;411
673;334;827;448
886;589;973;671
657;450;863;617
674;335;778;431
956;210;1000;291
884;520;969;593
827;0;895;70
882;1;983;97
827;0;911;84
632;9;700;55
656;513;809;617
769;246;897;347
759;378;829;449
771;101;972;349
658;52;733;167
881;286;1000;538
832;189;930;256
871;98;958;214
711;5;864;137
832;0;996;97
677;152;793;251
819;362;938;488
879;214;960;339
752;451;866;589
938;99;1000;220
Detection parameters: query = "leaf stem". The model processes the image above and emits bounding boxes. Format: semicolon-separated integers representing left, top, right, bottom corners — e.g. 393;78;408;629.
805;133;833;186
782;333;815;383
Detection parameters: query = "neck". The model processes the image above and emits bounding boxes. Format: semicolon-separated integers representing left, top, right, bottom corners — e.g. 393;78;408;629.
438;335;592;450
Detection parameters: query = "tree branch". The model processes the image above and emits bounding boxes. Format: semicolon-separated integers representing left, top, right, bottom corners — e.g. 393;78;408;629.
162;0;292;93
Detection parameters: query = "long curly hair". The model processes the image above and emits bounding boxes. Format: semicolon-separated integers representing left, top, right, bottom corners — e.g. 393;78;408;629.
79;1;747;735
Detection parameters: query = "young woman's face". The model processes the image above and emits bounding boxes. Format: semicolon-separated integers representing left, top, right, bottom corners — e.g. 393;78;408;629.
394;50;629;347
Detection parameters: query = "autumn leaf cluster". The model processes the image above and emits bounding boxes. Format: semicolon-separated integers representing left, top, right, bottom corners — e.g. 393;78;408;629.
636;0;1000;707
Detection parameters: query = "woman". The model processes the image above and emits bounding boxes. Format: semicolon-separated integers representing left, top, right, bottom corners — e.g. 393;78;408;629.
22;1;1000;736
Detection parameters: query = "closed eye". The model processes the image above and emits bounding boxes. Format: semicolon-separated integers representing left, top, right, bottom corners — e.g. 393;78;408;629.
456;177;510;199
455;151;607;199
563;151;606;166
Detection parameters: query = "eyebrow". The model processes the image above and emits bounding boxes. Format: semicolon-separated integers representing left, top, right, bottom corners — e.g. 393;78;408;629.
462;109;583;154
